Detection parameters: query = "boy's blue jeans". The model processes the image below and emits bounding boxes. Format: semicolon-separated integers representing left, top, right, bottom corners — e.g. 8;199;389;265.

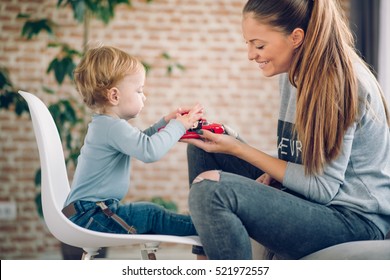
67;199;197;236
187;145;383;259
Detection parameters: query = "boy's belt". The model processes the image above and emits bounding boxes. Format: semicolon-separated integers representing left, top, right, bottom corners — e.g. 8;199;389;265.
62;201;137;234
62;202;78;218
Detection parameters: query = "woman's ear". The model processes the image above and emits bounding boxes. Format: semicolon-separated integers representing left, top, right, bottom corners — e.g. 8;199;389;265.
291;28;305;49
107;87;120;105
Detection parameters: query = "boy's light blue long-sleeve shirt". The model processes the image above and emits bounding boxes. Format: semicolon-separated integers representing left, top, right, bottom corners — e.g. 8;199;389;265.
65;115;185;206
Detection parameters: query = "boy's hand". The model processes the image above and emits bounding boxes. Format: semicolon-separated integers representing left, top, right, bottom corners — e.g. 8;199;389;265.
176;104;204;130
164;108;182;123
164;106;199;123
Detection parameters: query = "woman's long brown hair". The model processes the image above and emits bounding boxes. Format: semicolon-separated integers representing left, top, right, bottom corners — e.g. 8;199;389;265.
244;0;389;175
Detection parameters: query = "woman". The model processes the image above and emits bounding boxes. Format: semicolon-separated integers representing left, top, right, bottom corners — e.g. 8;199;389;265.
183;0;390;259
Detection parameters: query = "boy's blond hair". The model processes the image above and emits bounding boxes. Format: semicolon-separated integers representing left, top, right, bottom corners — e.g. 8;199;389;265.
73;46;145;110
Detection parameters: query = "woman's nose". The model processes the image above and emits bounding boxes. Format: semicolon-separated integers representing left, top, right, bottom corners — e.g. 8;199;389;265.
247;45;258;61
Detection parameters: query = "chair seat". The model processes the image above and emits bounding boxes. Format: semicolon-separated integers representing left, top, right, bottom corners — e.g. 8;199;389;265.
301;240;390;260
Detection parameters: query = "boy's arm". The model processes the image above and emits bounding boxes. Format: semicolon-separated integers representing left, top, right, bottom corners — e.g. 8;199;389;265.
109;119;185;163
143;118;167;136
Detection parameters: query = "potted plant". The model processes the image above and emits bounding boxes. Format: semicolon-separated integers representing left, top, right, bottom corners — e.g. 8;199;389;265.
1;0;186;259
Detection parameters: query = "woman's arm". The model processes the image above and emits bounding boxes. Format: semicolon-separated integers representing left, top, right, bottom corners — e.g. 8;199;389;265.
183;128;351;204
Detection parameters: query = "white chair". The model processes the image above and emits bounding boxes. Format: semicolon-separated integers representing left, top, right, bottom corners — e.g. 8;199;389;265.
301;238;390;260
19;90;201;260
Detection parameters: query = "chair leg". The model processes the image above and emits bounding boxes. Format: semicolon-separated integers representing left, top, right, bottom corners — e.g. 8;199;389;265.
82;248;101;260
140;242;160;260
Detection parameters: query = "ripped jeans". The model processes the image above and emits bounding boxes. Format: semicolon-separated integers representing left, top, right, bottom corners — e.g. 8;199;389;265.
187;145;383;259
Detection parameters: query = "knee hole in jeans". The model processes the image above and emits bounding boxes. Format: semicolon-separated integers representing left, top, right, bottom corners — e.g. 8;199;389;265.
193;170;220;184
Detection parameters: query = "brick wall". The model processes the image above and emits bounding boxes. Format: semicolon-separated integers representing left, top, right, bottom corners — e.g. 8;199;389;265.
0;0;350;259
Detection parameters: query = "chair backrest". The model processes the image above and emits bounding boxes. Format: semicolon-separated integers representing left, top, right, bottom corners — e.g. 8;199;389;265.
18;91;72;233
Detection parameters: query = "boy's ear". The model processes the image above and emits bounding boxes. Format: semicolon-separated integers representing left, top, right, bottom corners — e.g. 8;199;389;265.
107;87;120;105
291;28;305;49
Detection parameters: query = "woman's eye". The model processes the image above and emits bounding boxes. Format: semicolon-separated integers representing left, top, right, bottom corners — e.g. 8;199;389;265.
256;45;264;50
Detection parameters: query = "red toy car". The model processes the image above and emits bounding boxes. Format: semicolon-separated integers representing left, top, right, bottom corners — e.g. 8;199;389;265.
181;118;225;139
159;118;225;139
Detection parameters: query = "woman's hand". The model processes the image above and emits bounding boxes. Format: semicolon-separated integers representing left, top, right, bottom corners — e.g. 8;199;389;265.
181;129;243;155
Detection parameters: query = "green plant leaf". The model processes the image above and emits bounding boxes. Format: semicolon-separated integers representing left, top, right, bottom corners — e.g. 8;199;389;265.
21;19;54;39
0;68;30;115
65;132;72;150
35;193;43;218
176;63;185;71
167;65;173;75
61;100;78;123
46;44;81;84
47;42;62;48
47;56;76;84
0;67;12;89
14;96;29;115
52;59;65;84
57;0;86;22
142;61;152;74
48;99;79;151
59;0;132;24
34;168;41;187
42;86;55;95
68;149;81;166
160;53;185;76
162;52;171;60
66;59;76;81
72;1;86;22
150;196;178;212
0;92;15;110
17;13;31;19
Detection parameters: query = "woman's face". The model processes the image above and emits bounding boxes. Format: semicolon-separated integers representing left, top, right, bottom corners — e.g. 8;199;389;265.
242;13;300;77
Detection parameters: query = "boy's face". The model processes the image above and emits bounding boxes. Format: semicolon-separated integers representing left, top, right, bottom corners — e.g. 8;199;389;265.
115;71;146;120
